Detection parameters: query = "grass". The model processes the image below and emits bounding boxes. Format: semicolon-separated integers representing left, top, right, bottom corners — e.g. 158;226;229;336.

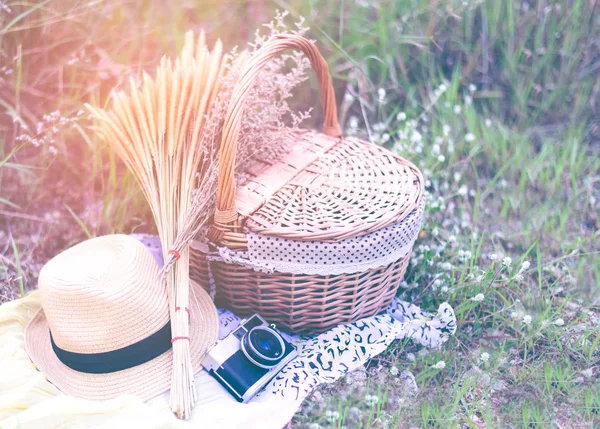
1;0;599;427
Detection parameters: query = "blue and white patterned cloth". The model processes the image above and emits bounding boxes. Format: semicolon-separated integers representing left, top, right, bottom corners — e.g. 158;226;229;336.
138;234;457;428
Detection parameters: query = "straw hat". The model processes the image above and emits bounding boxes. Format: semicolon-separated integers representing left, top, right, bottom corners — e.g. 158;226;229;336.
24;234;219;401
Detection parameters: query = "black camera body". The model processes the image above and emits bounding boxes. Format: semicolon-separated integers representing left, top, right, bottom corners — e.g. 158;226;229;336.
202;314;297;403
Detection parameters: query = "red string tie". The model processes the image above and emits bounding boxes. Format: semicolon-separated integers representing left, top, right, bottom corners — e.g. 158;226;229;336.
168;249;181;260
175;306;191;316
171;336;190;343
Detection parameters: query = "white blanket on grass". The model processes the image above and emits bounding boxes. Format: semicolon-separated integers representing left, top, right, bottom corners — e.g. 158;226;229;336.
0;236;456;429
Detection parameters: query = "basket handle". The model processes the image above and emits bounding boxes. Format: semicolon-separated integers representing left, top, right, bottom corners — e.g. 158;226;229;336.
213;34;342;232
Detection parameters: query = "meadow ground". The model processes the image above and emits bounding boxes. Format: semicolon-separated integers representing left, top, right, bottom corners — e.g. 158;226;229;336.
1;1;599;427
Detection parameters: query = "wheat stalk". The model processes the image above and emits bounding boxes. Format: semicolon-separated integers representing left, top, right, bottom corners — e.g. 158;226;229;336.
85;31;239;419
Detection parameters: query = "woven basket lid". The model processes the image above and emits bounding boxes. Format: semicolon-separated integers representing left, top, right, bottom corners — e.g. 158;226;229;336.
209;35;424;244
238;132;424;241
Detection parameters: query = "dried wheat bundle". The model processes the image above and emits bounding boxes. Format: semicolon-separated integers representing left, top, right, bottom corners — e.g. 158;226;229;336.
85;31;239;419
166;13;313;272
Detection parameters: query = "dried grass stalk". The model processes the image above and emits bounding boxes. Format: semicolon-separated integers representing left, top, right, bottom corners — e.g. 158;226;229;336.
85;31;243;419
167;12;313;268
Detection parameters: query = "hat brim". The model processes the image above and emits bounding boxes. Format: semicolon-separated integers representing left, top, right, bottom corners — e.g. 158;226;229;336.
24;280;218;401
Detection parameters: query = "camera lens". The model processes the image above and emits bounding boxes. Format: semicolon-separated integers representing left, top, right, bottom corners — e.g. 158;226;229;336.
241;326;286;368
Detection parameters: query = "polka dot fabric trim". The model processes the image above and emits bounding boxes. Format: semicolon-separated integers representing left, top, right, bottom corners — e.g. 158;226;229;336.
241;196;425;275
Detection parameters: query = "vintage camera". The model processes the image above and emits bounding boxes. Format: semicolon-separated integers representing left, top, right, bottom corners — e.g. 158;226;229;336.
202;314;297;403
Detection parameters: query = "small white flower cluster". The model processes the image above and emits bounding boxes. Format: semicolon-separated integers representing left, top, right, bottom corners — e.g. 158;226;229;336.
325;410;340;423
15;109;84;155
458;249;472;261
390;366;399;376
522;314;533;326
432;360;446;369
365;394;379;407
378;88;387;104
513;260;531;282
434;82;448;98
440;262;453;271
432;277;450;294
470;293;485;303
480;352;490;363
393;117;428;157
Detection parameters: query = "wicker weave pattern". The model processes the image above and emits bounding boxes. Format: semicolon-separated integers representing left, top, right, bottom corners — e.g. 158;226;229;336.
189;248;410;333
190;35;425;333
245;135;423;241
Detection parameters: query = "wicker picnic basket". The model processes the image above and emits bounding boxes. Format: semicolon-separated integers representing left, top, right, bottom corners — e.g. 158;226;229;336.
189;35;425;333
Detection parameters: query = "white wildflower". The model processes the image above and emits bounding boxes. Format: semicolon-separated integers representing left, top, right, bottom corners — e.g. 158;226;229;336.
553;318;565;326
465;133;475;142
431;227;439;237
372;122;385;132
438;83;447;93
502;256;512;267
378;88;386;103
390;366;399;376
437;154;446;162
432;360;446;369
442;124;451;136
485;118;492;127
326;410;340;423
522;315;533;326
514;273;524;282
480;352;490;363
468;84;477;92
348;116;359;129
464;95;473;105
448;235;457;243
410;130;422;143
459;250;472;260
365;394;379;407
511;312;518;319
490;253;498;261
453;105;462;114
458;184;468;196
470;293;485;302
440;262;453;270
397;111;407;121
520;260;531;271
